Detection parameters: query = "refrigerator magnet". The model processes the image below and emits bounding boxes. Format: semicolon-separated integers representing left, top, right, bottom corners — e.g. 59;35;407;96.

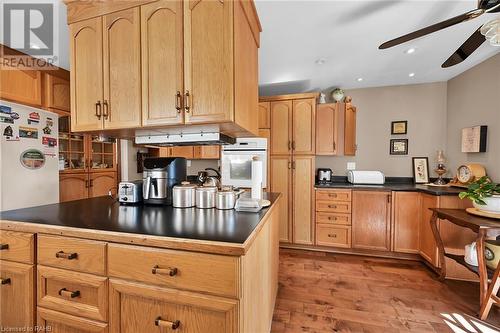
0;115;14;124
42;136;57;147
0;105;12;114
19;126;38;139
42;126;52;134
20;149;45;170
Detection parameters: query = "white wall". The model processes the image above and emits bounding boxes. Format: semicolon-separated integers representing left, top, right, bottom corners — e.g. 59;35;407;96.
120;140;147;182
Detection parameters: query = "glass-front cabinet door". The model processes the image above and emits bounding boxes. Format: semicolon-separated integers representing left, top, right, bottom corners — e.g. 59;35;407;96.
90;135;116;171
59;116;87;172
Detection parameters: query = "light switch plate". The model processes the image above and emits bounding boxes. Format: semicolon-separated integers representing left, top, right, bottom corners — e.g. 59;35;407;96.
347;162;356;170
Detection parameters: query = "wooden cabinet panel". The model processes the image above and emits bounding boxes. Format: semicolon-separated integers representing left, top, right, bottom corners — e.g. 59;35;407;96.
108;243;238;298
109;279;238;333
270;156;291;243
70;17;104;131
316;212;351;226
103;8;141;129
316;190;351;202
292;156;314;245
393;191;421;254
258;128;271;186
37;307;108;333
344;103;357;156
258;102;271;128
44;74;70;113
193;146;220;159
316;201;351;214
0;67;42;107
292;98;315;155
419;194;439;267
89;172;117;198
184;0;233;124
141;1;184;126
316;103;338;155
0;261;35;329
270;100;292;155
38;235;107;276
316;224;351;248
60;173;89;202
0;231;35;264
352;191;391;251
169;146;194;159
37;266;108;322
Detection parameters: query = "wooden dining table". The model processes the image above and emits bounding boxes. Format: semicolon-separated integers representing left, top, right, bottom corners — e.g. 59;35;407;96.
429;208;500;319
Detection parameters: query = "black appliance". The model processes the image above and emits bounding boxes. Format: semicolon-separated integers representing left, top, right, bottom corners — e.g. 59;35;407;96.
143;157;187;205
317;168;333;183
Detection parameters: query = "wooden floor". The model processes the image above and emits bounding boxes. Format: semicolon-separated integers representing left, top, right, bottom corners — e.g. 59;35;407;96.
271;249;500;333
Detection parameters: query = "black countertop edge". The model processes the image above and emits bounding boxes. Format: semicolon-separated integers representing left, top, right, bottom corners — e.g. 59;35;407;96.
315;182;463;196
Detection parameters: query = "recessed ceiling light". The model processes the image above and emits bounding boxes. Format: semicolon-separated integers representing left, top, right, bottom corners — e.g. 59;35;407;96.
409;72;416;77
315;58;326;65
405;48;416;54
356;78;363;82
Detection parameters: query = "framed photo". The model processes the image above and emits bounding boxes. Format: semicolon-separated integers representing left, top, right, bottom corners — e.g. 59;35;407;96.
412;157;430;184
461;125;487;153
390;139;408;155
391;121;408;135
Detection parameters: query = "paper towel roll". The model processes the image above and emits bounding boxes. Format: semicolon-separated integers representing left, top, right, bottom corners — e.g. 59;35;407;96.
251;157;263;200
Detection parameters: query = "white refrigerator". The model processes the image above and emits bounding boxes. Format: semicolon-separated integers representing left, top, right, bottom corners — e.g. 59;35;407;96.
0;100;59;211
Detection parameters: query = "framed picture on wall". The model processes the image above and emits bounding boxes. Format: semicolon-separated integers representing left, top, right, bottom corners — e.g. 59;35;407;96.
412;157;430;184
391;121;407;135
390;139;408;155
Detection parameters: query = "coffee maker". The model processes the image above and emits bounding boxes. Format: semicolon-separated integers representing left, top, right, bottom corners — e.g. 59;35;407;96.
143;157;187;205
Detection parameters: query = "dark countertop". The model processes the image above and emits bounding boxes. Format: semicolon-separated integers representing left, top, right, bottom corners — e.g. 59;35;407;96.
0;193;280;244
315;182;464;196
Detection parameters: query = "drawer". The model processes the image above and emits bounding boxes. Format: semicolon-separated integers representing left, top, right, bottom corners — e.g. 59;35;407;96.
38;235;106;275
37;307;108;333
108;244;239;298
316;190;351;202
316;200;351;213
38;266;108;322
0;230;35;264
316;212;351;225
316;224;351;248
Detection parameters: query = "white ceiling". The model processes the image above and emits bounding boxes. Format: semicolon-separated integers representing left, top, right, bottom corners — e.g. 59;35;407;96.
255;0;500;95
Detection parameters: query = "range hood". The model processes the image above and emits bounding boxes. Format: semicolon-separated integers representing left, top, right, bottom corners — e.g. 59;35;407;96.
135;132;236;146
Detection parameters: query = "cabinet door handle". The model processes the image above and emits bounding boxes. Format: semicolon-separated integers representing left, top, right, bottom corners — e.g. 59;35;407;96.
0;244;8;250
85;180;89;188
175;91;182;113
155;317;180;330
288;141;291;151
328;205;337;209
90;179;94;188
328;234;337;238
59;288;80;299
292;161;296;169
152;265;178;277
288;162;291;169
95;101;102;120
55;251;78;260
292;141;296;150
1;278;11;285
103;100;109;120
328;217;338;221
333;141;336;150
184;91;191;113
328;194;337;198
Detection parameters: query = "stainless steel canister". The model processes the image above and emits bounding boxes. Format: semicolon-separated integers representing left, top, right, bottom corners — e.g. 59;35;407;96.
172;182;197;208
216;189;244;210
195;186;217;209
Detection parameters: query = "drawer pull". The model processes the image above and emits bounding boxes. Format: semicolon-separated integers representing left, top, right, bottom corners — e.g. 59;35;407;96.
155;317;180;330
328;234;337;238
328;205;338;209
1;278;11;285
0;244;8;250
328;217;338;221
152;265;178;277
55;251;78;260
328;194;338;198
58;288;80;299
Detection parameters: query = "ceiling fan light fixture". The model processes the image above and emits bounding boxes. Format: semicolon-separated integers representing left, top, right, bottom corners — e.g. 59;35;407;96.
480;19;500;46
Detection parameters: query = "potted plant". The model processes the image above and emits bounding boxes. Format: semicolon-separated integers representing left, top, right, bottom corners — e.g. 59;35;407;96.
459;176;500;214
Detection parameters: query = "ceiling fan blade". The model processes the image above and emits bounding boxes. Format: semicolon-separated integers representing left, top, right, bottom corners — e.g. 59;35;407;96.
379;9;484;49
442;27;486;68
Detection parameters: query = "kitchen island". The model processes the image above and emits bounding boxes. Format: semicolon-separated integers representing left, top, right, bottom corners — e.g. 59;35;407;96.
0;193;281;333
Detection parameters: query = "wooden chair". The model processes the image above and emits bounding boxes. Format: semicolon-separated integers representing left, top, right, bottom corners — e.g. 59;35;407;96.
479;262;500;320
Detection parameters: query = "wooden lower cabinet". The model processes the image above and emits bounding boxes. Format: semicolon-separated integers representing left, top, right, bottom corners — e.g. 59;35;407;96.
419;194;440;267
352;191;391;251
90;172;117;197
37;307;108;333
392;191;421;254
0;261;35;329
316;224;351;248
60;172;117;202
109;279;237;333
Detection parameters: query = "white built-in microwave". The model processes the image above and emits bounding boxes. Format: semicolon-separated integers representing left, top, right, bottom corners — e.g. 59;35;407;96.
221;138;267;188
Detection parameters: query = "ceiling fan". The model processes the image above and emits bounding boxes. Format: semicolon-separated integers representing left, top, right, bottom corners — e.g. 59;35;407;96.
379;0;500;68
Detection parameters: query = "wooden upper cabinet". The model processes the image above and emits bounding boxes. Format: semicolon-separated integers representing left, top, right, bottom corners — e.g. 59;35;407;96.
170;146;194;159
270;100;292;155
184;0;233;124
344;103;357;156
292;98;315;155
258;102;271;129
103;8;141;129
352;191;391;251
141;1;184;126
44;74;70;114
70;17;104;131
193;146;220;159
0;67;42;107
392;191;421;254
292;155;314;245
316;103;338;155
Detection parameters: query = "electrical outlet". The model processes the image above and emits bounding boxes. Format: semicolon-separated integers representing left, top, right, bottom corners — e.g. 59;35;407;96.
347;162;356;170
187;160;192;167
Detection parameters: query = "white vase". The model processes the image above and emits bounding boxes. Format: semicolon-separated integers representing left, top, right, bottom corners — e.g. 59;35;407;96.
473;195;500;214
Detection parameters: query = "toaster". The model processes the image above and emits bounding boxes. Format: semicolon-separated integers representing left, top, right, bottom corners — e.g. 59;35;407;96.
118;180;143;204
